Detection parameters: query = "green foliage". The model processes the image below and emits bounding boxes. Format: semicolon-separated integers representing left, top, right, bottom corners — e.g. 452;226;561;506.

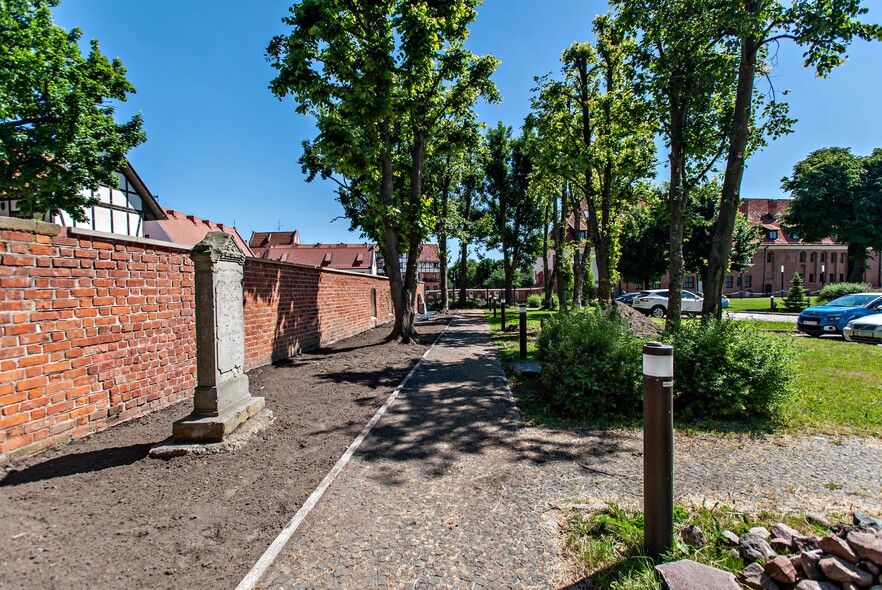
664;319;794;422
816;282;872;304
0;0;145;221
783;273;810;312
536;308;643;422
618;186;669;287
527;294;543;308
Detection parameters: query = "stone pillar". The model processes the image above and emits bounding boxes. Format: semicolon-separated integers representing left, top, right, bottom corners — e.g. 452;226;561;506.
172;232;264;443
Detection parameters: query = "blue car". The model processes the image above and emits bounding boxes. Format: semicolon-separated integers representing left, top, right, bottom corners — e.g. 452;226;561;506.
797;293;882;337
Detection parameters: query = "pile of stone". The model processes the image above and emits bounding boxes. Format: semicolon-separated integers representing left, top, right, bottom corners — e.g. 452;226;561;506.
731;514;882;590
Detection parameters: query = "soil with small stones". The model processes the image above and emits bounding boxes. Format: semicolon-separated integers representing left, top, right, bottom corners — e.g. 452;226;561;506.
0;317;448;590
614;301;663;339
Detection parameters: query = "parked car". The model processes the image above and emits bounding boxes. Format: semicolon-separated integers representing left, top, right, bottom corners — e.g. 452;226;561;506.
632;289;703;318
615;292;641;305
797;293;882;337
843;313;882;345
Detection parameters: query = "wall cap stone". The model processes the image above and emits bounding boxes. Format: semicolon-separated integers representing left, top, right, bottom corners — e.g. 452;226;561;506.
0;216;61;236
68;227;192;252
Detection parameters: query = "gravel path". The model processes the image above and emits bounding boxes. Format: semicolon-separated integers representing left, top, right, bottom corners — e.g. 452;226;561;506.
257;311;881;589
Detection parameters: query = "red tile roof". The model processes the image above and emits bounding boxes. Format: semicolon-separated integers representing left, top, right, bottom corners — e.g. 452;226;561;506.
740;198;838;246
249;230;300;250
148;207;253;255
418;243;440;263
259;243;376;272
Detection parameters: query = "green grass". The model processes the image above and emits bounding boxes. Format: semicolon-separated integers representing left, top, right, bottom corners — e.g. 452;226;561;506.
484;307;560;362
724;297;804;314
783;335;882;436
565;503;838;589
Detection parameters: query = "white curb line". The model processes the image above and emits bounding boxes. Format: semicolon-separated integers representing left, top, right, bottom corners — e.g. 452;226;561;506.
235;320;451;590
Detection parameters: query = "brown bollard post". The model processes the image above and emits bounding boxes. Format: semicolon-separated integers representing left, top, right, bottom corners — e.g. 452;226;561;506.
492;296;497;318
501;299;507;331
643;341;674;561
519;306;527;360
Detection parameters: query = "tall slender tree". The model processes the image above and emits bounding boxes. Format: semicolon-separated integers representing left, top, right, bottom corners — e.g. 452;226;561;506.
268;0;498;342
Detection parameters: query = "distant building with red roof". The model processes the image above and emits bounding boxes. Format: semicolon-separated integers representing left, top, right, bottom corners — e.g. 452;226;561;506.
256;241;378;274
145;207;252;255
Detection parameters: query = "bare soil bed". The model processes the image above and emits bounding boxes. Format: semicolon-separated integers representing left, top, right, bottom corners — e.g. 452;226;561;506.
0;317;449;590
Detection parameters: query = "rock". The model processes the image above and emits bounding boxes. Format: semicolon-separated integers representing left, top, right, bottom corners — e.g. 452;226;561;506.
681;525;706;548
765;555;798;584
819;555;875;587
790;554;805;575
772;523;802;546
801;550;824;580
795;581;841;590
741;532;777;564
844;584;860;590
795;535;822;552
854;514;882;534
750;527;772;540
821;535;861;564
771;537;793;552
722;530;741;546
849;531;882;566
807;512;832;528
739;562;782;590
655;559;740;590
863;560;881;576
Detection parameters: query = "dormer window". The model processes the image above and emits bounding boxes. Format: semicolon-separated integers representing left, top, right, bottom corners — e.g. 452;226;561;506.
767;230;778;240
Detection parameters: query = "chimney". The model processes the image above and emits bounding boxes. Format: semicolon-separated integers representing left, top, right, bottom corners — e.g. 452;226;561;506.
767;199;778;220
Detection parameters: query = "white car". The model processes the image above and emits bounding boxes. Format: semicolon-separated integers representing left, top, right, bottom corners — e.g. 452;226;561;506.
843;313;882;345
632;289;703;318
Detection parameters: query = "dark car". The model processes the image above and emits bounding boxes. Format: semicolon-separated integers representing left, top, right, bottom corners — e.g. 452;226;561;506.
797;293;882;337
615;292;641;305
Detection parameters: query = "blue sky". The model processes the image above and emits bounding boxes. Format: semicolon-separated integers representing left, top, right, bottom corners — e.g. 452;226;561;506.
53;1;882;250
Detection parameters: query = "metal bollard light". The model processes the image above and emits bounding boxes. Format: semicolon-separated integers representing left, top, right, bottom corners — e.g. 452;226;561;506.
501;299;507;331
519;306;527;360
492;296;497;318
642;341;674;560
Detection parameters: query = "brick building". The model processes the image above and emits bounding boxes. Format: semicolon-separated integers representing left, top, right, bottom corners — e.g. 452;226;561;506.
618;198;882;296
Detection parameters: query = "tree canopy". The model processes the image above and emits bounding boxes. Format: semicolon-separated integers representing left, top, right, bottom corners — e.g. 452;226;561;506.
782;147;882;282
0;0;145;221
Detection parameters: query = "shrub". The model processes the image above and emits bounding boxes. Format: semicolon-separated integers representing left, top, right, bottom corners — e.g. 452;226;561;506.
527;294;543;308
816;282;872;304
665;319;794;422
783;273;810;312
536;308;643;422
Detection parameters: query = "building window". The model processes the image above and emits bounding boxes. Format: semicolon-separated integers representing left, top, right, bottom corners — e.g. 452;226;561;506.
652;282;661;289
840;273;845;282
736;276;742;287
766;253;773;263
829;273;835;283
841;253;846;263
810;252;816;262
579;230;586;240
744;276;752;288
809;273;814;283
684;276;695;289
799;252;806;262
820;252;826;262
767;230;778;240
725;276;733;288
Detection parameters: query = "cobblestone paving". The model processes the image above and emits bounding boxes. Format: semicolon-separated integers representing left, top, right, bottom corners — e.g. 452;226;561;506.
259;311;882;589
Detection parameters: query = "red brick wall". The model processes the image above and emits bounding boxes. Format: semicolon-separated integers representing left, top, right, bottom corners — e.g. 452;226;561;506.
242;258;393;370
0;222;196;461
1;221;398;462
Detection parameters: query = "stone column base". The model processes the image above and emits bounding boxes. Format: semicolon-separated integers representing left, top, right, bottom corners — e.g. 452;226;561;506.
171;395;265;443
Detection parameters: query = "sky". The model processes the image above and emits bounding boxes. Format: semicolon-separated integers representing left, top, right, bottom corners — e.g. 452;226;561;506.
52;0;882;252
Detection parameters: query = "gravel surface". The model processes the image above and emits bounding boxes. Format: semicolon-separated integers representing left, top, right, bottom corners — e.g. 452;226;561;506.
0;318;448;590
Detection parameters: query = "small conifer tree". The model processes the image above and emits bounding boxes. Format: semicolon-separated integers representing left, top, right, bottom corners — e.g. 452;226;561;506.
783;273;810;312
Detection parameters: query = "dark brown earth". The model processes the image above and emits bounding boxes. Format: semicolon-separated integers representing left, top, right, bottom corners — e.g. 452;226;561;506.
614;301;664;339
0;317;449;590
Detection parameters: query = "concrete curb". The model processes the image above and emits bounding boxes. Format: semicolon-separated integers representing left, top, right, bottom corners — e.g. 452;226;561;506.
235;320;452;590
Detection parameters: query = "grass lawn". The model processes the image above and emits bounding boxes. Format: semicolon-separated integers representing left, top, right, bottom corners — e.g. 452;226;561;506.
724;296;803;314
484;307;559;362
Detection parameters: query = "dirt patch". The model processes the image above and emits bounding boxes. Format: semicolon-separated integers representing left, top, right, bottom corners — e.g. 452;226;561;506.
0;317;449;590
614;301;663;339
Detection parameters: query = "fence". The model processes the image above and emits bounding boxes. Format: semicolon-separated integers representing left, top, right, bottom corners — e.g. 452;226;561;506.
0;218;396;462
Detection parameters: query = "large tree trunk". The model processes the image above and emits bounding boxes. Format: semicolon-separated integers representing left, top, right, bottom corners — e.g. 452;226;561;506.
554;185;569;312
848;243;868;282
438;172;450;313
458;189;473;307
572;197;586;309
704;5;760;321
666;100;688;332
542;198;554;308
503;251;514;305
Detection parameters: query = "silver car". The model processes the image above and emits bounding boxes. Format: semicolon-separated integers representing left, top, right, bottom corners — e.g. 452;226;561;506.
843;313;882;345
632;289;704;318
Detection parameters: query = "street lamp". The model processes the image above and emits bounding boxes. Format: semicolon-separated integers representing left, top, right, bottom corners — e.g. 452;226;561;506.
821;264;826;287
780;264;785;296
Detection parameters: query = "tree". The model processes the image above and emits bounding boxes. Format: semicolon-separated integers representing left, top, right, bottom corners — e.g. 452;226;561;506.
482;122;543;303
268;0;498;342
783;272;810;312
615;0;737;331
617;186;668;289
0;0;145;221
782;147;882;282
703;0;882;319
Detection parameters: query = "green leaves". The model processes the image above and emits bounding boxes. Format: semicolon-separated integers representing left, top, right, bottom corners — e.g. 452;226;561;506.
0;0;145;221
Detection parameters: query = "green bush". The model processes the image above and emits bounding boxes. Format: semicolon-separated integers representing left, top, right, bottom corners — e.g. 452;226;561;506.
665;319;794;422
816;282;872;304
536;308;643;422
527;294;543;308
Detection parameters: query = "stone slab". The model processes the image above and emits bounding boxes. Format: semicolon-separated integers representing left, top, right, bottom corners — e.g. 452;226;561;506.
150;408;274;458
656;559;740;590
510;361;541;377
172;395;265;443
